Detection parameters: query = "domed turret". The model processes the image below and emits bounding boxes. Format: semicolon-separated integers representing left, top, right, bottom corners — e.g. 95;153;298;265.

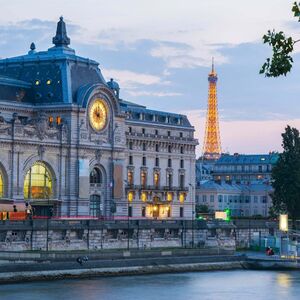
107;78;120;99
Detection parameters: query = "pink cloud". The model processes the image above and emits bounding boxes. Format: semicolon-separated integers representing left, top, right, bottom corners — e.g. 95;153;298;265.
185;110;300;157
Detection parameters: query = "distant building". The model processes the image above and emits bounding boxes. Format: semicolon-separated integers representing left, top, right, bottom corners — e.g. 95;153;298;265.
196;153;279;217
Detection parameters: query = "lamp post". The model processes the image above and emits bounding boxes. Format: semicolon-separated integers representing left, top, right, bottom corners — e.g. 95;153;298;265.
124;179;130;250
110;123;119;219
189;183;194;248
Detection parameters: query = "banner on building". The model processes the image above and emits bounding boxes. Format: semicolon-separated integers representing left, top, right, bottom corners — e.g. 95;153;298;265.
79;159;89;199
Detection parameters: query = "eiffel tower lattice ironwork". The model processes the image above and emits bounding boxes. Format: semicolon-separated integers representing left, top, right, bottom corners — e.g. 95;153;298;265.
203;59;221;160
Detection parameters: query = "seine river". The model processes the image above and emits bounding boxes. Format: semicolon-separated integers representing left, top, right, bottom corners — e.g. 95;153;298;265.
1;270;300;300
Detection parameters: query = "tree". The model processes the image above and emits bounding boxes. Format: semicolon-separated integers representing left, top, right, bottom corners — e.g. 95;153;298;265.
260;2;300;77
271;126;300;227
196;204;209;214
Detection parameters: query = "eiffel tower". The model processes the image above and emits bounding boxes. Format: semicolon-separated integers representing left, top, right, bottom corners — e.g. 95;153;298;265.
203;59;222;160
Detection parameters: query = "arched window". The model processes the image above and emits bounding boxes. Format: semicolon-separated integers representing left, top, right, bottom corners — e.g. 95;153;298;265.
90;194;101;217
24;162;53;199
0;171;4;198
90;168;102;184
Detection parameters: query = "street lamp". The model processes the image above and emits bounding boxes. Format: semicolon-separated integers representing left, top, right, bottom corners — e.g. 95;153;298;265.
189;183;194;248
124;179;130;250
110;123;119;219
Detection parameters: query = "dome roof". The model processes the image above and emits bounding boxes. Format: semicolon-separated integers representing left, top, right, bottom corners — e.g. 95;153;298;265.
107;78;120;90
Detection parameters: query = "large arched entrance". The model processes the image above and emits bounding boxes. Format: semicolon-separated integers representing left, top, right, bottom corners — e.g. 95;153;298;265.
89;165;107;217
24;161;54;216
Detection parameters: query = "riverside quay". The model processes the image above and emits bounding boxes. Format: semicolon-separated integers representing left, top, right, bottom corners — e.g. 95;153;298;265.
0;17;198;219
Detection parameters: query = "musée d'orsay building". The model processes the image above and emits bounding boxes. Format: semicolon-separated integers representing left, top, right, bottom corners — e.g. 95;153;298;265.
0;17;197;219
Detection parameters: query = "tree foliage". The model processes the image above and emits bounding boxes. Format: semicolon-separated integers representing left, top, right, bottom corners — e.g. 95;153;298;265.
271;126;300;222
260;2;300;77
196;204;209;214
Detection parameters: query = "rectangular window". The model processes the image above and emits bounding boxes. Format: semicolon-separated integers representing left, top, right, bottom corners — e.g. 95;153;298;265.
141;172;147;187
128;206;132;217
168;158;172;168
167;173;173;188
155;157;159;167
143;143;146;151
179;132;183;138
142;156;146;166
142;128;145;134
180;159;184;168
210;195;214;203
203;195;207;203
180;207;184;218
129;127;132;133
129;155;133;165
128;171;133;185
129;142;133;150
218;195;223;203
180;174;185;188
167;131;171;136
154;172;160;187
155;144;159;152
155;129;158;135
141;207;146;217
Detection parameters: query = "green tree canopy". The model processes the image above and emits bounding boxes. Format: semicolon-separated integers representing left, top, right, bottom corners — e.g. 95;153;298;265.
260;2;300;77
272;126;300;223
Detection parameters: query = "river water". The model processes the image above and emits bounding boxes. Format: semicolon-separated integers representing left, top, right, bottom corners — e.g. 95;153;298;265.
0;270;300;300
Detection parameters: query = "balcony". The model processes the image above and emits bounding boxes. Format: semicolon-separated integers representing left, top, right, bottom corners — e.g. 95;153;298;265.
125;184;188;192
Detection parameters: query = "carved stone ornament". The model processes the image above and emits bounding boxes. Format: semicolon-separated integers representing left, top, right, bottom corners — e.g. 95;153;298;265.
95;149;102;162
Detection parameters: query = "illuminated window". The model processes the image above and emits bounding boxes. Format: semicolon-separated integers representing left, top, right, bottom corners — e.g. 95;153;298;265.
0;171;4;198
35;80;40;86
127;171;133;185
141;172;147;187
90;168;102;184
49;116;54;125
56;116;61;125
179;193;185;203
128;191;134;202
24;162;52;199
167;192;173;201
46;79;52;85
141;192;147;202
154;172;160;187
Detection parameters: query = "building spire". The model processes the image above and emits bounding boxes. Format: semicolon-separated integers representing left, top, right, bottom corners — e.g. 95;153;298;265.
52;16;70;47
212;57;214;73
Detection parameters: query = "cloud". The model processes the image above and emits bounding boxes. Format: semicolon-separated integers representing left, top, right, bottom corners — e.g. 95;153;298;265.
127;91;182;97
102;68;162;88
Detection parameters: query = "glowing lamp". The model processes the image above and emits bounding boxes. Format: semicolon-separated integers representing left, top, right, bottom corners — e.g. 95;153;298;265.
279;214;288;232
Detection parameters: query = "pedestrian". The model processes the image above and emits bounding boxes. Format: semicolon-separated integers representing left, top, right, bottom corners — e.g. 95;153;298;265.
13;205;17;212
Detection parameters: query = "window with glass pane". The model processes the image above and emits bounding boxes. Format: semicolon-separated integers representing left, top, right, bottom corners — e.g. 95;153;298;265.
128;171;133;185
141;172;147;187
24;162;52;199
90;195;101;217
0;172;3;198
154;172;160;187
90;167;102;184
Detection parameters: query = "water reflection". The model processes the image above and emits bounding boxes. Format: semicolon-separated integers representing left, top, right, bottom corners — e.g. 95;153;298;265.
0;271;300;300
277;273;292;288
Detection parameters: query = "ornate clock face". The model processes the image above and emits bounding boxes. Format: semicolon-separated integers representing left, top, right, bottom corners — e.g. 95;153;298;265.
89;99;108;131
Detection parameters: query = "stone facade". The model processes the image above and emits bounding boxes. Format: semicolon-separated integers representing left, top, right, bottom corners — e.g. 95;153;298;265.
0;18;197;219
196;153;278;217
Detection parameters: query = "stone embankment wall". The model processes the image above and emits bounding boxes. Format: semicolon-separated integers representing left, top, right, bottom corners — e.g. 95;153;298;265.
0;219;236;251
0;219;278;252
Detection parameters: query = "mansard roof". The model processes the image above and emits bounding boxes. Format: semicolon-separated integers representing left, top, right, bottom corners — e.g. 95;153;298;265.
0;17;106;105
216;153;279;165
119;99;192;128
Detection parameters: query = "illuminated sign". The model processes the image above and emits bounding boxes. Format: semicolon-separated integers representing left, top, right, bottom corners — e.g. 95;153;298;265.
215;211;227;220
